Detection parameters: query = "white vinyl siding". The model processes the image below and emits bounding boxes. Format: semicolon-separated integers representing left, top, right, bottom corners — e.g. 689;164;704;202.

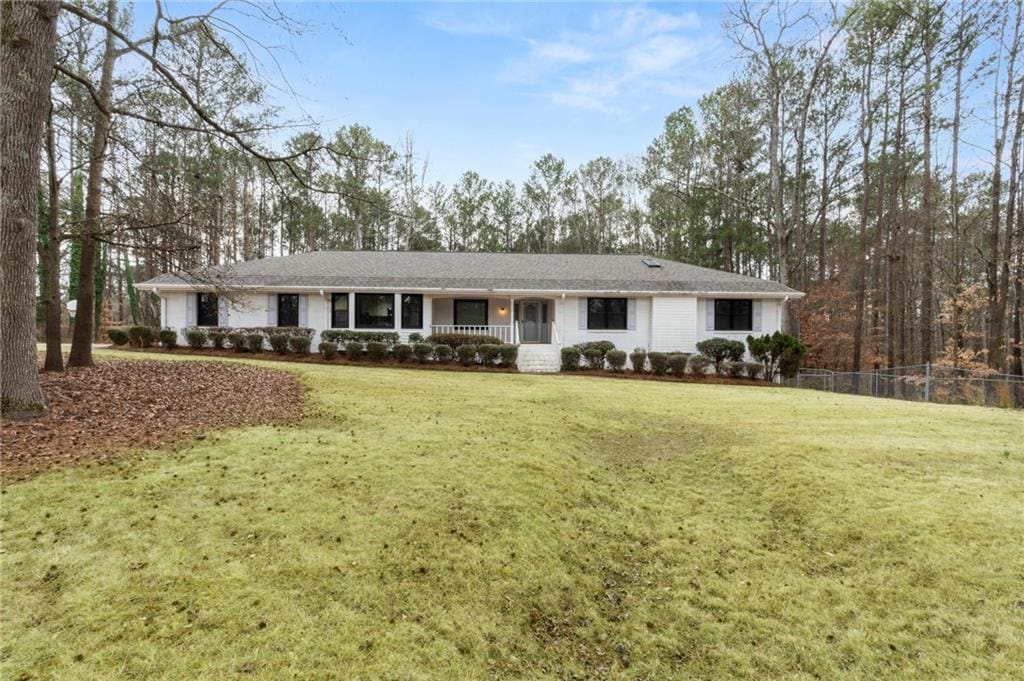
650;296;697;352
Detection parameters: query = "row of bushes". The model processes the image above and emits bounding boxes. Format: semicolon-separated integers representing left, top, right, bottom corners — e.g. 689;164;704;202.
320;341;518;366
559;333;805;381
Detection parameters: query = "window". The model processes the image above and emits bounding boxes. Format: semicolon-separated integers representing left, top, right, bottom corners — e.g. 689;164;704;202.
401;294;423;329
197;293;219;327
587;297;627;330
714;299;753;331
454;299;488;326
331;293;349;328
277;294;299;327
355;293;394;328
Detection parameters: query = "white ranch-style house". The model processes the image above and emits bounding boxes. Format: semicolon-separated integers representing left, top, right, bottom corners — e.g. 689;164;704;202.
136;251;803;372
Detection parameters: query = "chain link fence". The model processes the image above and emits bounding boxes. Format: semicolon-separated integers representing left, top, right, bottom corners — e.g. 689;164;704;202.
787;363;1024;408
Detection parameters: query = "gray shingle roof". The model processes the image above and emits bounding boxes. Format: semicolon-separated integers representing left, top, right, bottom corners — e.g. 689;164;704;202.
137;251;800;295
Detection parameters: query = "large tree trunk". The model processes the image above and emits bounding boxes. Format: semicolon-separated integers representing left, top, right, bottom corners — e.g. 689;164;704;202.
0;0;59;415
41;101;63;371
67;0;117;368
920;1;936;364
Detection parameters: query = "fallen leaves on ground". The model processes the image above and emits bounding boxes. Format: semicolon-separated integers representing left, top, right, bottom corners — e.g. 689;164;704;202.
1;360;302;479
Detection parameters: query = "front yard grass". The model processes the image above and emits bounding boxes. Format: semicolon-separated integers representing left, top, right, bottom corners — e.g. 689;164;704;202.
2;350;1022;679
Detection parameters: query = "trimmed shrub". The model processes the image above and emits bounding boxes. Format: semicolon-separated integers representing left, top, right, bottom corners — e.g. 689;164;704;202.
498;344;519;367
629;349;646;373
434;344;453;362
747;332;806;381
245;332;265;353
723;360;745;378
581;347;605;370
344;340;364;359
413;343;434;363
158;328;178;350
321;329;399;346
185;328;207;350
107;328;129;346
408;332;424;343
207;329;226;350
366;341;389;362
427;333;503;349
289;335;312;354
393;343;413;362
479;343;502;365
455;344;478;366
268;333;291;354
319;341;338;360
227;331;246;352
576;340;616;360
606;349;627;372
560;346;582;371
696;338;746;374
688;354;712;377
128;326;156;348
667;353;689;376
743;361;762;380
647;352;669;375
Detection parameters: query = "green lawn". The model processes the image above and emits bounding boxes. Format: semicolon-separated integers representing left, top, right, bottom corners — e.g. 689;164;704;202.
2;352;1023;680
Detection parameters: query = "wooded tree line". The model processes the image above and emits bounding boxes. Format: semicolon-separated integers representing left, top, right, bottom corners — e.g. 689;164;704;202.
2;0;1023;414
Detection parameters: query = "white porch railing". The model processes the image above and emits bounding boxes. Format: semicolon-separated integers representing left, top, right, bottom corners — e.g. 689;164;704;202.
430;324;513;343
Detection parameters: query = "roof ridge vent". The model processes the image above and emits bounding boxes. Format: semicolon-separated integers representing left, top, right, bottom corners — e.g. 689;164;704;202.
641;257;662;268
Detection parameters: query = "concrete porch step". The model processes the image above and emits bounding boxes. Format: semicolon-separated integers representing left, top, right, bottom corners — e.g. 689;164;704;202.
516;344;561;373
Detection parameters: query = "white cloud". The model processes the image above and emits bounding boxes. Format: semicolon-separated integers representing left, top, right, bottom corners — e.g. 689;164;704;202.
530;39;593;64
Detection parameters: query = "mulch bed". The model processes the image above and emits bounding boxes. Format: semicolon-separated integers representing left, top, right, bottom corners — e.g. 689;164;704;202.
1;360;303;481
559;370;773;387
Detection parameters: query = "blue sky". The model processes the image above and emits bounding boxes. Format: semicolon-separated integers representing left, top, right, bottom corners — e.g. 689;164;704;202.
144;2;734;184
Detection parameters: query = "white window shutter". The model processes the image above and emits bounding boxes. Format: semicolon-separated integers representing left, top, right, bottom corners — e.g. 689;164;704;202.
218;296;229;327
752;300;762;332
705;299;715;331
185;293;196;326
298;295;308;327
578;298;587;330
267;294;277;327
627;299;636;330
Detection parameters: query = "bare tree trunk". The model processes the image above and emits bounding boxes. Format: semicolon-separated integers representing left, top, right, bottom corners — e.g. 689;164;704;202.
852;52;876;375
41;101;63;371
68;0;117;368
920;0;936;364
0;0;59;415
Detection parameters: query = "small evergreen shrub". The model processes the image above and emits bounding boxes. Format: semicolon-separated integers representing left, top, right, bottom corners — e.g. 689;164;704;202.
747;332;806;381
606;349;627;372
393;343;413;362
185;328;207;350
582;347;605;370
320;330;399;346
667;353;689;376
269;333;291;354
560;346;582;371
227;331;246;352
648;352;669;375
696;338;746;373
245;332;265;353
427;333;503;349
723;360;745;378
128;326;156;348
158;328;178;350
576;340;616;360
479;344;502;365
319;341;338;360
498;344;519;366
345;341;364;359
289;335;312;354
455;344;478;366
107;328;129;346
434;344;453;362
366;341;389;362
408;332;424;343
743;361;763;380
688;354;712;377
413;343;434;362
629;349;646;373
208;329;226;350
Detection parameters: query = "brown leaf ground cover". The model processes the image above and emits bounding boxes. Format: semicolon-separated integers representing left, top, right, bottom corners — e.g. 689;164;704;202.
1;360;302;479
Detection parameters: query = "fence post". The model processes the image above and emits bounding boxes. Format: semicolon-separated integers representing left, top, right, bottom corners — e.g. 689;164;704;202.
924;362;932;402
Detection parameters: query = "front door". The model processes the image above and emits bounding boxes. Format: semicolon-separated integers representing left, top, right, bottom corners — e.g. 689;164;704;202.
521;301;541;342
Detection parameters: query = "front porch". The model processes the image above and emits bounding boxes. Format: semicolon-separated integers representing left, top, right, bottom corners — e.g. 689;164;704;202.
429;296;559;345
